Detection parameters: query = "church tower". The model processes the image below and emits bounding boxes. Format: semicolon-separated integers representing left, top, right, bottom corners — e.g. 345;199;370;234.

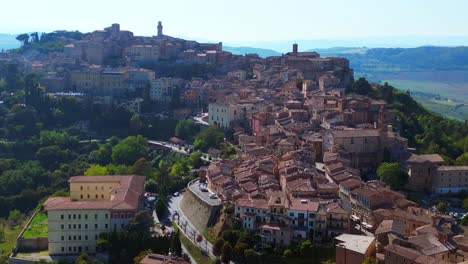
157;21;163;36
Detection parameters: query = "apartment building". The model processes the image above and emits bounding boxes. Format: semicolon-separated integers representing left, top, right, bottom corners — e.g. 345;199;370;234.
43;175;145;255
433;166;468;194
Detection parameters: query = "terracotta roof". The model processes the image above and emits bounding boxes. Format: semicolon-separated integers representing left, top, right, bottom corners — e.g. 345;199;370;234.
330;129;380;138
339;179;363;190
335;234;375;254
385;244;423;260
44;175;144;211
236;198;269;210
375;220;405;235
406;154;444;164
289;198;319;212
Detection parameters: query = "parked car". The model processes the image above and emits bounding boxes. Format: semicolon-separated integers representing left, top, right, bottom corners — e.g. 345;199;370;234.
209;193;217;199
173;192;179;197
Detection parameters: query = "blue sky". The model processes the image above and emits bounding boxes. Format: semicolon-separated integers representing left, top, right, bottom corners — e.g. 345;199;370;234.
2;0;468;45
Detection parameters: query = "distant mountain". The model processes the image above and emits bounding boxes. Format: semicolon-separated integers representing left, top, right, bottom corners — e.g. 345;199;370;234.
0;33;19;50
310;46;468;72
227;36;468;53
223;46;281;58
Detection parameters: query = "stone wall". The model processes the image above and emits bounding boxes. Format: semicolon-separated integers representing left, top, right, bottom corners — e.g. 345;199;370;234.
180;184;222;231
16;237;48;251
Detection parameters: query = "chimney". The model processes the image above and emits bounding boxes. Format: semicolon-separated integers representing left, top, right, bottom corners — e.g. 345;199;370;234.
293;43;298;56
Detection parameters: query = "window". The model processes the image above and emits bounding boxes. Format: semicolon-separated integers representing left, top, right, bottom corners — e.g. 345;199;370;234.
80;195;83;199
73;214;76;219
60;214;64;220
85;235;88;240
78;235;81;240
78;224;81;229
80;186;83;190
101;194;104;199
95;194;98;198
95;224;98;229
78;214;81;219
61;247;64;252
105;224;108;228
61;236;64;241
105;214;108;219
68;224;71;229
85;224;88;229
69;247;72;252
95;214;98;219
68;214;71;219
73;224;76;229
61;224;64;229
73;235;76;240
85;214;88;219
87;194;90;199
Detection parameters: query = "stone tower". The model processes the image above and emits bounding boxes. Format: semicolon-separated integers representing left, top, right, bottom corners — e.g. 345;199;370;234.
293;43;298;56
157;21;163;36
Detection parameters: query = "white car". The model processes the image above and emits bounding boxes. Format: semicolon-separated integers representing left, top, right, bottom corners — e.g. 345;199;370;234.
209;193;217;199
173;192;179;197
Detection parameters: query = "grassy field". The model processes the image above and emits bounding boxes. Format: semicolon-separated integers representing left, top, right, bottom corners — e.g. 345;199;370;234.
22;213;48;239
383;79;468;102
0;221;23;260
379;79;468;120
179;230;212;264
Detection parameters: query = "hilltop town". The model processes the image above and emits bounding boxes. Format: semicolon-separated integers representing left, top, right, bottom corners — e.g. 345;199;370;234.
0;22;467;264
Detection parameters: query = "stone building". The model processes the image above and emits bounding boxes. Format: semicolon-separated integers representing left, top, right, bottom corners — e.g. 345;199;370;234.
43;175;145;255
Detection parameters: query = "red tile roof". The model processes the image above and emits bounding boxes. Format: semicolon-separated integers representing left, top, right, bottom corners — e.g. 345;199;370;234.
44;175;144;211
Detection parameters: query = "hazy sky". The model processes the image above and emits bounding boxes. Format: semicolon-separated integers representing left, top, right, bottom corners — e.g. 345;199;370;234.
2;0;468;43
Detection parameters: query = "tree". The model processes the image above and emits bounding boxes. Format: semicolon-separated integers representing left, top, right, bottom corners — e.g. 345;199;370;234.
244;249;258;264
351;77;372;95
16;33;29;46
362;257;378;264
321;260;336;264
154;196;166;219
129;211;154;233
84;164;108;176
170;229;182;256
221;241;233;264
196;233;203;243
283;248;293;257
112;135;149;165
175;120;198;141
221;230;239;246
8;209;22;226
464;197;468;209
75;253;89;264
377;162;408;190
193;127;224;152
300;239;313;257
129;114;144;135
461;214;468;226
213;238;224;257
436;202;447;213
145;179;158;193
233;242;248;261
130;158;152;177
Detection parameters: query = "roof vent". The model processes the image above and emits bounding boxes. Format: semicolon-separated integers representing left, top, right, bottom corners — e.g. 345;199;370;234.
301;199;307;204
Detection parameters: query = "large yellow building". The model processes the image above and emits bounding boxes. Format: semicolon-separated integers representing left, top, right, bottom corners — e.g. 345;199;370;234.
43;175;145;255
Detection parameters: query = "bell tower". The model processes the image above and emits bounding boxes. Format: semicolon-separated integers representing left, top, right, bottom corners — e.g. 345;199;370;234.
157;21;163;36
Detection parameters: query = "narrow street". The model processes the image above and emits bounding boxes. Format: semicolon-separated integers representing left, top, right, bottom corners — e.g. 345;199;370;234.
153;193;215;260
